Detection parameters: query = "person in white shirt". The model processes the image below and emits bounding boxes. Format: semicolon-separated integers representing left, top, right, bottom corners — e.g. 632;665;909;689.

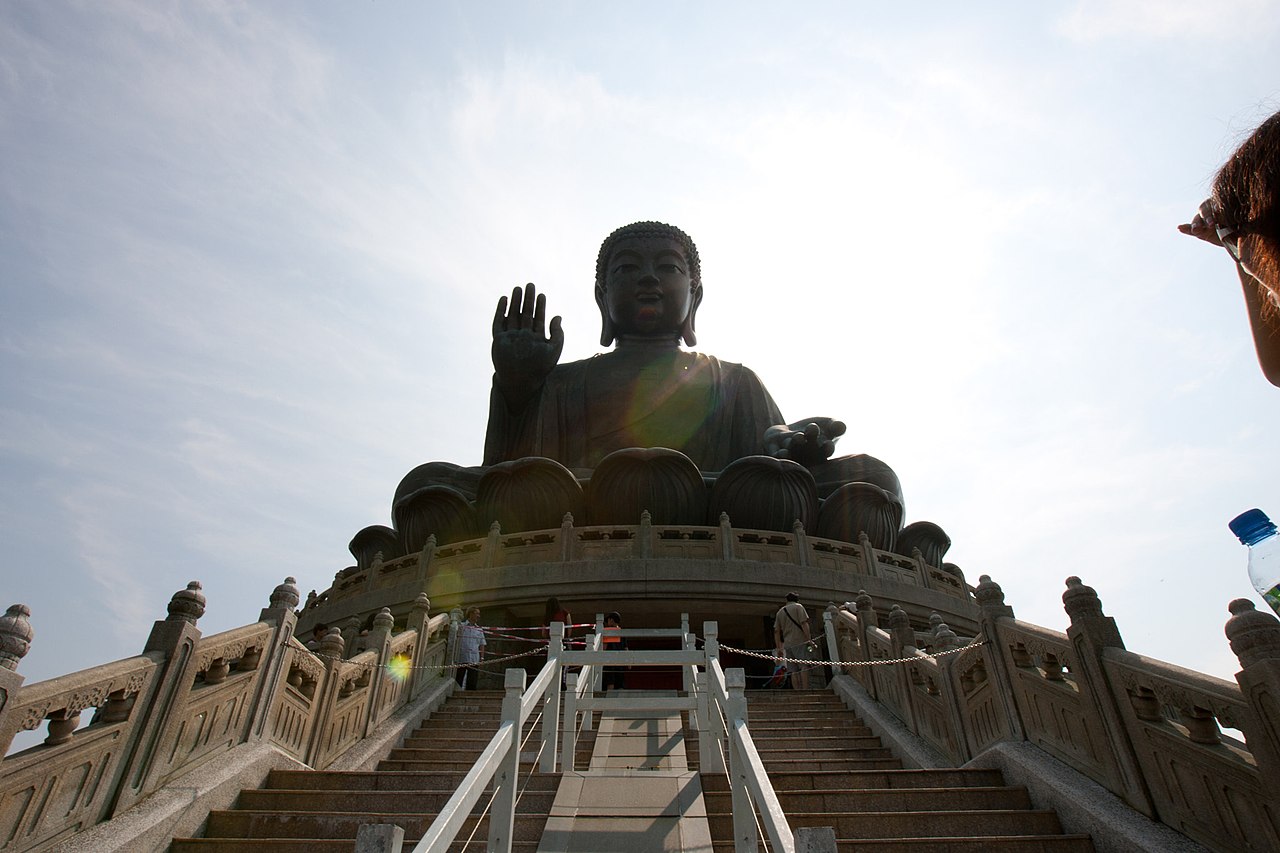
455;607;486;690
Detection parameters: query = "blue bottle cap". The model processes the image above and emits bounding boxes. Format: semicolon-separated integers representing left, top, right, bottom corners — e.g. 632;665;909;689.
1229;509;1277;546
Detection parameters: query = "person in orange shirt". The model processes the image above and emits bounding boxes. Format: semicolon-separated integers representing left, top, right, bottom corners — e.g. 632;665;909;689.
601;611;627;692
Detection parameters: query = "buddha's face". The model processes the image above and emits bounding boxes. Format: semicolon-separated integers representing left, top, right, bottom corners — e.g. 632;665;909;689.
598;236;701;340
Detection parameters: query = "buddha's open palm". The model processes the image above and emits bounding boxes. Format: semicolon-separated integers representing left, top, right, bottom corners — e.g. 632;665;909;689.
492;283;564;397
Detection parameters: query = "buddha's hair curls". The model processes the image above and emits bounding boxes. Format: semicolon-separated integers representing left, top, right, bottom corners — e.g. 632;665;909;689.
1214;110;1280;284
595;221;702;290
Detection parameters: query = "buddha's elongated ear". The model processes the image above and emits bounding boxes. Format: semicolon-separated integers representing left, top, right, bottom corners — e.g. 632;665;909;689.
596;284;616;347
680;284;703;347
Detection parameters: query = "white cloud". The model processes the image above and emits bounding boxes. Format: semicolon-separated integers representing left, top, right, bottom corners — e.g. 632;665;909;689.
1056;0;1278;42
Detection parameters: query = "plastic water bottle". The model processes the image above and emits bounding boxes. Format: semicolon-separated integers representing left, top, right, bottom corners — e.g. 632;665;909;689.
1229;508;1280;617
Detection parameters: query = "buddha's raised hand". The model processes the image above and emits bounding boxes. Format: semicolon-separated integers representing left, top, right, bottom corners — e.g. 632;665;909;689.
492;283;564;408
763;417;847;467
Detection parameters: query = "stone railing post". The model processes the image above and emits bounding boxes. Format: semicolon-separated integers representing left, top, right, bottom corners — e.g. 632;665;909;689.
930;618;971;762
973;574;1024;741
1225;599;1280;793
1062;576;1155;816
362;608;395;737
109;581;206;816
886;605;919;730
305;627;348;767
0;603;33;756
407;594;433;699
719;512;734;560
246;577;300;742
559;513;576;561
857;532;878;577
446;608;462;677
414;534;436;584
341;616;361;658
823;607;841;672
482;520;502;568
638;509;654;558
792;519;809;566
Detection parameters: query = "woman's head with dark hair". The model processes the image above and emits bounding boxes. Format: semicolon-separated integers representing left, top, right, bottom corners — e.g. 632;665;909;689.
1213;110;1280;290
544;596;563;621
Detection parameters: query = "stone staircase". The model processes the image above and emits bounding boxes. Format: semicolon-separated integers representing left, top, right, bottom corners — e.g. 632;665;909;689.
170;687;1097;852
699;690;1095;851
169;689;588;852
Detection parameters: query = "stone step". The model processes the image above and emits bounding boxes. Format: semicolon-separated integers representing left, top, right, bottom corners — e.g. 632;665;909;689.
750;734;885;749
171;838;542;853
753;757;904;772
703;785;1033;813
710;836;1095;852
746;719;874;735
201;809;548;842
236;788;559;813
707;809;1065;839
757;746;896;762
376;758;544;772
703;768;1009;791
264;769;560;792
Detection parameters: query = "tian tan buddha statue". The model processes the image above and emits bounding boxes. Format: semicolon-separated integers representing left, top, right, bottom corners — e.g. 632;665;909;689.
375;222;917;565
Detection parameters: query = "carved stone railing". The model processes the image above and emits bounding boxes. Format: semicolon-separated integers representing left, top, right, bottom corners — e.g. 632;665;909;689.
307;514;968;617
0;583;451;852
825;576;1280;853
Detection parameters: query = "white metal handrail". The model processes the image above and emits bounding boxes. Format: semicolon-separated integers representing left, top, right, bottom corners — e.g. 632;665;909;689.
377;618;795;853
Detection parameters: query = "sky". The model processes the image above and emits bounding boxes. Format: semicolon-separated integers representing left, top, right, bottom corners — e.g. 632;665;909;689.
3;0;1280;698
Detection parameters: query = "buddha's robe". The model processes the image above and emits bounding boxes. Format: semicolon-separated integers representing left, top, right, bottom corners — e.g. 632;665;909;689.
483;348;783;473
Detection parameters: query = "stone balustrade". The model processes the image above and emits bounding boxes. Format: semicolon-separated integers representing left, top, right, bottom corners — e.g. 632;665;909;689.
0;583;451;852
305;513;968;620
826;575;1280;853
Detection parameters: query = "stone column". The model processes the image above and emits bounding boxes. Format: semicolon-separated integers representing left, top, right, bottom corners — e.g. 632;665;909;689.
1062;576;1154;816
305;627;348;767
0;603;33;756
109;581;206;816
406;594;433;699
973;574;1024;742
1225;598;1280;793
247;577;300;742
363;608;396;737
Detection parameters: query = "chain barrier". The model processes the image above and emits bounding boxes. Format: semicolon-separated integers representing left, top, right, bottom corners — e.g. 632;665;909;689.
310;633;983;673
718;639;984;667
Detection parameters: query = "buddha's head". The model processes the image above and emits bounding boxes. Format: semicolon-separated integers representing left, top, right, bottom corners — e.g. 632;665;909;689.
595;221;703;346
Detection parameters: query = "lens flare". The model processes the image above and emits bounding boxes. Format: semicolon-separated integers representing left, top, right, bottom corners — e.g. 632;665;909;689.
386;654;412;682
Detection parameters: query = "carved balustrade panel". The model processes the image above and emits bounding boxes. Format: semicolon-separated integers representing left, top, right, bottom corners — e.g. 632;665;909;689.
157;623;274;779
925;567;966;598
574;529;635;561
370;630;418;728
0;655;158;850
734;530;795;564
496;531;560;567
998;619;1118;788
432;541;484;572
1102;647;1278;852
905;655;965;763
311;652;375;769
369;553;420;590
267;640;323;760
951;645;1011;756
834;610;874;692
809;540;863;573
865;627;910;723
875;553;920;587
653;527;718;560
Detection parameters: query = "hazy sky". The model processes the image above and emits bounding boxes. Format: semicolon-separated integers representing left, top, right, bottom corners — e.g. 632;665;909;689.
4;1;1280;693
